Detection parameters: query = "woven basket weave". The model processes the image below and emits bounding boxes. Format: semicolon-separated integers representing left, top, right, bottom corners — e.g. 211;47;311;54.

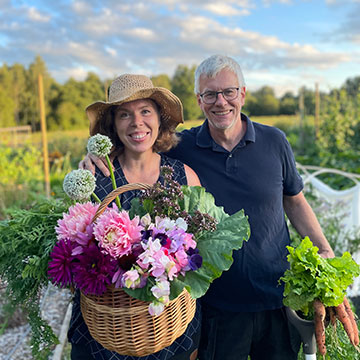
80;183;197;356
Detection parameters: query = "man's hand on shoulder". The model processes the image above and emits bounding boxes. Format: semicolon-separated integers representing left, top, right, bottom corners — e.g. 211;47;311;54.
79;153;112;177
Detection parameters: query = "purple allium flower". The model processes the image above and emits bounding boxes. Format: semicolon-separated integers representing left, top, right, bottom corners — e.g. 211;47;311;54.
48;239;75;288
73;245;117;295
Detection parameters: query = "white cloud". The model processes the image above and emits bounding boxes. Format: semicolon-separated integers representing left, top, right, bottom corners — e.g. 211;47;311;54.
105;46;117;57
27;7;51;22
72;1;92;14
204;3;250;16
123;27;157;41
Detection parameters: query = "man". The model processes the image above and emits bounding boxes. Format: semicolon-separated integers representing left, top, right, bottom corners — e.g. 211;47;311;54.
81;54;334;359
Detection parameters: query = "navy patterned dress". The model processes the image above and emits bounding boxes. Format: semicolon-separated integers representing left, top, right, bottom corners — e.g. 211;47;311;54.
68;154;201;360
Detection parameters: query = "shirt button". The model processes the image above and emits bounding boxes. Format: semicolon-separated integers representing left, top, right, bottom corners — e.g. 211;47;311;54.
228;154;232;158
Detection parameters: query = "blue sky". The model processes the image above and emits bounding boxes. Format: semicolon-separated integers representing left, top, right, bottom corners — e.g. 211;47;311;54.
0;0;359;96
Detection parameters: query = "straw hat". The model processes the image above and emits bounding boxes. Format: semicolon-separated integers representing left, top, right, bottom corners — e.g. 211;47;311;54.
87;74;184;135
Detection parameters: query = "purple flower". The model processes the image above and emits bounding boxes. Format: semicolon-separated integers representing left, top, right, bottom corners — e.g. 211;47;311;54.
189;254;202;270
73;245;117;295
48;239;75;288
75;224;94;247
187;247;199;256
141;229;153;243
155;232;168;244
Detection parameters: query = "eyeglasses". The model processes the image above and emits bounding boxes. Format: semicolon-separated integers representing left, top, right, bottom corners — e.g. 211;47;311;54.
199;87;239;104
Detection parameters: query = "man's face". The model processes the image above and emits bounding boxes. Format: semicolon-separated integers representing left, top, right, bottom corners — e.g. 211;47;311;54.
197;69;245;131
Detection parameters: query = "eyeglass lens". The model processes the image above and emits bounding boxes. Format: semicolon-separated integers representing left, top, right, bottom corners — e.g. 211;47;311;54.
201;88;239;104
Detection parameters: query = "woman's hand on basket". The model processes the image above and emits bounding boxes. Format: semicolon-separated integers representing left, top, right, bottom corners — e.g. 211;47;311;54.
79;153;114;176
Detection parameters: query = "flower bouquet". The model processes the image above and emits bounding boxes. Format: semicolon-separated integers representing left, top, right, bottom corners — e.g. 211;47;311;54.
0;134;251;358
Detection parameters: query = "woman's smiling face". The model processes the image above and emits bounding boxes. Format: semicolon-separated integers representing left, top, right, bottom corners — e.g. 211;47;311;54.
114;99;160;155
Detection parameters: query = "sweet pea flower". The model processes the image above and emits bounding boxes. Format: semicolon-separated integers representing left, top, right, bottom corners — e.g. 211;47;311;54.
123;269;141;289
149;301;165;316
151;278;170;300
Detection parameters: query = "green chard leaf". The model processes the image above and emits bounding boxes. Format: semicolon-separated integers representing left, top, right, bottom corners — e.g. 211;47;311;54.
280;236;360;315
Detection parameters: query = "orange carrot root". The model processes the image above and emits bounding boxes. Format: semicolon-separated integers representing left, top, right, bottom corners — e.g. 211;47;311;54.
335;301;355;346
343;297;359;346
328;306;337;332
314;299;327;355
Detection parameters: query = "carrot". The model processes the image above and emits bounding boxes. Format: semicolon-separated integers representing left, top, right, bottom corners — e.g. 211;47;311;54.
335;301;355;345
328;306;337;330
314;299;327;355
343;297;359;346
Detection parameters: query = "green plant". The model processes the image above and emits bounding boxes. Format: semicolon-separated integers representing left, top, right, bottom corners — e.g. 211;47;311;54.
0;197;71;358
289;184;360;257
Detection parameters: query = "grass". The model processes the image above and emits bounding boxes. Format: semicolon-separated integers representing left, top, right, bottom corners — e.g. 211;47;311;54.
177;114;311;130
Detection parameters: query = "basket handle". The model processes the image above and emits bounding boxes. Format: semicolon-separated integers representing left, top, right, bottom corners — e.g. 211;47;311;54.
92;182;152;222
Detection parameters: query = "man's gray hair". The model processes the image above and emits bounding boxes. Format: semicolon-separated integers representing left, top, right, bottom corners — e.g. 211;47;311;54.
194;54;246;94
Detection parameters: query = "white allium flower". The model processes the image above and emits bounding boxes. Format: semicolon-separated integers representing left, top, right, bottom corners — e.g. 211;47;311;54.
87;134;113;157
63;169;96;200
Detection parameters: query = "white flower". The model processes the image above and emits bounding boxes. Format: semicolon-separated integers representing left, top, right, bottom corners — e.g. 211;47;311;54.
175;217;188;231
149;301;165;316
140;213;152;227
151;278;170;300
155;216;176;231
63;169;96;200
87;134;113;157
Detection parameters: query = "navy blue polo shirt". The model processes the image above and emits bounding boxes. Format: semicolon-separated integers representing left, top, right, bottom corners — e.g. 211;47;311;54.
166;113;303;312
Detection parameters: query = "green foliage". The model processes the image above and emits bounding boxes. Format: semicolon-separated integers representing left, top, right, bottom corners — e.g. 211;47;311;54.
289;184;360;261
0;197;70;358
318;89;358;155
321;315;360;360
171;64;203;120
0;85;16;127
279;91;298;115
0;144;43;185
251;86;280;116
280;237;360;316
0;141;76;218
151;74;172;89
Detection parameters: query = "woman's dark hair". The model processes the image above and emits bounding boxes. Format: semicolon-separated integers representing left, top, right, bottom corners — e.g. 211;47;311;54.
95;99;179;157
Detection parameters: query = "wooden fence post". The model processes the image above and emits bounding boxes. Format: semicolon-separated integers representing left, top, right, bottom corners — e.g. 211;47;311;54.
315;82;320;138
38;74;51;198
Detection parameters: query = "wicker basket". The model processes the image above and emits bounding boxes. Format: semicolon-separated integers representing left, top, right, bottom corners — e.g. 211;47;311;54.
80;183;197;356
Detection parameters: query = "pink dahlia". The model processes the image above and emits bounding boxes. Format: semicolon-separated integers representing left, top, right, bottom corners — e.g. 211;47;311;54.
56;202;99;243
48;239;75;288
93;207;143;259
73;245;116;295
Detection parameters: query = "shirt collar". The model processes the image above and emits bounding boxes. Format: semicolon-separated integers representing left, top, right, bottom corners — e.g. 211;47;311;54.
196;113;256;150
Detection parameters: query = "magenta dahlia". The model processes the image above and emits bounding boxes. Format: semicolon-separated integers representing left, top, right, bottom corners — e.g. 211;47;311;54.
72;245;116;295
48;239;75;288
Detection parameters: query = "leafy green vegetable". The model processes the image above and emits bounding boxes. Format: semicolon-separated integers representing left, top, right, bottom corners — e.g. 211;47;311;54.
280;237;360;316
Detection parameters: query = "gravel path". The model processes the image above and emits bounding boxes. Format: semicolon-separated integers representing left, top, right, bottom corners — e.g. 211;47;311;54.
0;284;72;360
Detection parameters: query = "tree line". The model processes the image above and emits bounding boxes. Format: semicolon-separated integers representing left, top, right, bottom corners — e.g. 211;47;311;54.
0;55;359;131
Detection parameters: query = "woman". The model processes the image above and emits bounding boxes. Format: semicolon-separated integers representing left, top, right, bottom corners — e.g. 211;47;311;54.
69;74;201;360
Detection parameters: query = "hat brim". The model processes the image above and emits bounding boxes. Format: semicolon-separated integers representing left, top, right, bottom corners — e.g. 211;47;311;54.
87;87;184;136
